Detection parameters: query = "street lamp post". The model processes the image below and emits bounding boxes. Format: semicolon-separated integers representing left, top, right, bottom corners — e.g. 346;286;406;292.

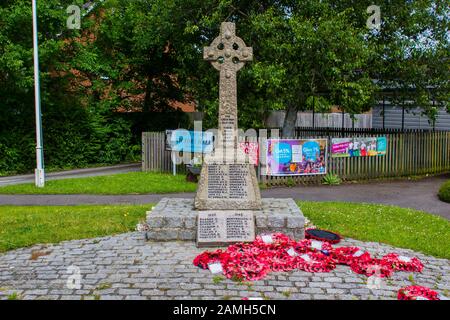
32;0;45;187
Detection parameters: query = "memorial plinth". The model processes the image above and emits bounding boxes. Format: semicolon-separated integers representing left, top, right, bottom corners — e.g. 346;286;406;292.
145;198;305;247
197;211;255;247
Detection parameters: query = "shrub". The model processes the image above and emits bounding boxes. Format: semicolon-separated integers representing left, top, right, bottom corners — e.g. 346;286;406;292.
438;180;450;203
286;177;296;187
322;173;342;185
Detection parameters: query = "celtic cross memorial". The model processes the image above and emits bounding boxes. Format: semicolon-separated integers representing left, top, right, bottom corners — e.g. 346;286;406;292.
145;22;304;248
194;22;262;211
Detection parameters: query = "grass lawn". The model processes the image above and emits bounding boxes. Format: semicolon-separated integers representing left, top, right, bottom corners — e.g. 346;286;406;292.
0;205;148;252
0;202;448;259
0;172;197;195
299;201;450;259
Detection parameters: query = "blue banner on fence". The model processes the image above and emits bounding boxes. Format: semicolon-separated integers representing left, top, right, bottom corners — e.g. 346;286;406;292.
167;130;214;153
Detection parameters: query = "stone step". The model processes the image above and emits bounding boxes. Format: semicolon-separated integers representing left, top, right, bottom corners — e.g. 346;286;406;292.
145;198;305;246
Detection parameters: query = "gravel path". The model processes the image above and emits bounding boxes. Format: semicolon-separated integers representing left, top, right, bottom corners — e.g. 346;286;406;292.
0;232;448;300
0;174;448;219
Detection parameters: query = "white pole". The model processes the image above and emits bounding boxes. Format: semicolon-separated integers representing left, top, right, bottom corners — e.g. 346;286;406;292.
32;0;45;187
172;151;176;176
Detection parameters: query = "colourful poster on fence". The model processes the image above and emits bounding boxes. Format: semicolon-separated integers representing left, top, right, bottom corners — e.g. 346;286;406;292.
331;137;387;158
266;139;327;176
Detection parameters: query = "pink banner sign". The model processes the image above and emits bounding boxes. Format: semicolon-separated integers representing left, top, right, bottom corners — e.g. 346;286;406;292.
332;142;350;154
239;142;259;165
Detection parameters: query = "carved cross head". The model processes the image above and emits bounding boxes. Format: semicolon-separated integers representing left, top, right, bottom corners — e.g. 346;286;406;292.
203;22;253;72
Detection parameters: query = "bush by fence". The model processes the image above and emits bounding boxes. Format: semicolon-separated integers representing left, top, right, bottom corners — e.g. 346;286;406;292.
142;130;450;185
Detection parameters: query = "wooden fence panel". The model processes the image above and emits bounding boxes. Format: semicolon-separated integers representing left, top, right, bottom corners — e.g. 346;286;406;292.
142;132;187;174
142;131;450;185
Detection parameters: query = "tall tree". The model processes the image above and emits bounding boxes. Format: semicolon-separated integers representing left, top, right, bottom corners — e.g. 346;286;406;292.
1;0;448;173
331;0;449;123
249;1;375;136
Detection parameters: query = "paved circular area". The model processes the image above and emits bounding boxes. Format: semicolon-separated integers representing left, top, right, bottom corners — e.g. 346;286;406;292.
0;232;448;300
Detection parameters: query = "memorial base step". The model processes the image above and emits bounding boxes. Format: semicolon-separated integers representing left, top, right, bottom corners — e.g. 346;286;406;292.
145;198;305;247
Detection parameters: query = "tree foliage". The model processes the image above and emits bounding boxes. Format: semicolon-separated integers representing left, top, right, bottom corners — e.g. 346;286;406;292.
0;0;448;173
332;0;449;122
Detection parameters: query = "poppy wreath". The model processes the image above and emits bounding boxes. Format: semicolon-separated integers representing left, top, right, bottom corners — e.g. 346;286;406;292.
226;242;288;270
381;253;424;272
193;250;225;269
253;233;296;248
294;239;333;254
227;242;260;256
397;285;440;300
269;250;299;272
221;253;271;281
350;258;394;278
331;246;371;265
305;228;342;244
193;232;425;282
295;252;337;273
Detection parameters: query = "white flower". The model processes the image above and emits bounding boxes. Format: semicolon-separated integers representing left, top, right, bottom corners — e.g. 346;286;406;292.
136;222;150;232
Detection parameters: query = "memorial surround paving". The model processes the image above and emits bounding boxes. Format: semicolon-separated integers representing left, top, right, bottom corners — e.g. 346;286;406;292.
0;232;448;300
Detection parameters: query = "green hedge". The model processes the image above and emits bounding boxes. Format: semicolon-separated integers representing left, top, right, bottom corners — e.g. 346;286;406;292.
0;103;138;175
438;180;450;203
0;102;189;175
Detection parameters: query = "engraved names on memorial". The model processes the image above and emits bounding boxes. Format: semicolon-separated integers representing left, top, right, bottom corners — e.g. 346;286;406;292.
207;164;249;199
207;165;227;199
226;213;252;240
198;213;221;240
220;116;236;145
197;211;255;246
229;165;248;199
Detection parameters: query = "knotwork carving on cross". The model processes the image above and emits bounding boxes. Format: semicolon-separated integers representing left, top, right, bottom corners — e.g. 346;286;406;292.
203;22;253;72
203;22;253;151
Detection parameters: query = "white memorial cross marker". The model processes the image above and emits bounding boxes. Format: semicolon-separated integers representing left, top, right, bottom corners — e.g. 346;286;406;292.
398;256;412;263
208;262;224;274
300;254;312;262
310;240;323;250
261;234;274;244
353;250;365;257
287;247;298;257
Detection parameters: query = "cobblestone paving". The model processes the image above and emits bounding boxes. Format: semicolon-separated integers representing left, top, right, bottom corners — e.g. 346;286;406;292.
0;232;448;300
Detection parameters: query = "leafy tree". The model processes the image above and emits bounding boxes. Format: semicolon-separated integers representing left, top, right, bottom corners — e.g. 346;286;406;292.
0;0;139;174
331;0;449;124
248;2;375;136
178;0;448;135
0;0;448;173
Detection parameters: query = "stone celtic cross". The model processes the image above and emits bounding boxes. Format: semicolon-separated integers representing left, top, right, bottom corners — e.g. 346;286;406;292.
204;22;253;149
195;22;261;211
